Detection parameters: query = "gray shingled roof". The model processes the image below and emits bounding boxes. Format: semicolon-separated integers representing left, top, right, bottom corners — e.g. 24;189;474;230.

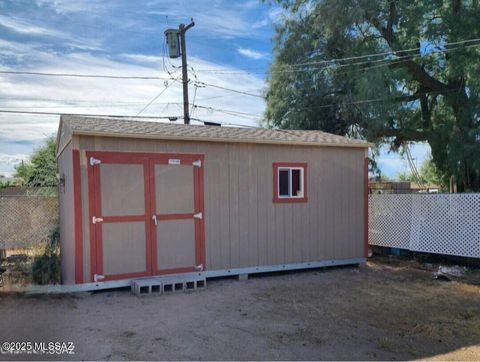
60;115;371;148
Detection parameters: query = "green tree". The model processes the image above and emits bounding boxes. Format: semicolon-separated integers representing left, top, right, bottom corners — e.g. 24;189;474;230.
397;172;415;182
15;137;58;187
419;156;446;187
266;0;480;191
395;157;446;188
0;179;14;188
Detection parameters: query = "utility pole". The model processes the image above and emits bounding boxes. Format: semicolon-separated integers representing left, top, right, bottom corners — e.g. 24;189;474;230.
179;21;195;124
165;20;194;124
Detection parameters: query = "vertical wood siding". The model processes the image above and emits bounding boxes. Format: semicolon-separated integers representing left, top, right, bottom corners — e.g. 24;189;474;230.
77;136;365;276
57;142;75;284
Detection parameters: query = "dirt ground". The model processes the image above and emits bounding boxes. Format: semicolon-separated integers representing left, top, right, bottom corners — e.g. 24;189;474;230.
1;256;479;361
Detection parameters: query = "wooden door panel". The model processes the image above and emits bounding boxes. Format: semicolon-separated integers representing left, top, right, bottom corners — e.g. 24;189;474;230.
100;164;145;216
87;152;152;282
156;219;196;270
150;156;204;274
87;151;204;282
102;222;147;275
154;165;194;214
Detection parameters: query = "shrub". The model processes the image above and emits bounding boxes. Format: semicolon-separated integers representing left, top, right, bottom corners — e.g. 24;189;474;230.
31;226;61;284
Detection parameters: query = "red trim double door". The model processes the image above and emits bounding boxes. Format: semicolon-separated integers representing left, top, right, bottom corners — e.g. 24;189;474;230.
87;151;205;282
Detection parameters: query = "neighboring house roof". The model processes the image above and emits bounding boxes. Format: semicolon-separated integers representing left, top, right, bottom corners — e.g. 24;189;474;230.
57;115;372;155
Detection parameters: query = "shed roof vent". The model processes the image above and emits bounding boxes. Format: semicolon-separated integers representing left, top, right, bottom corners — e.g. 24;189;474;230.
203;121;221;127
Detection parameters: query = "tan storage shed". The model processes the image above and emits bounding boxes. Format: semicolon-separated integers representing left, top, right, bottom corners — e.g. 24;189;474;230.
56;115;370;285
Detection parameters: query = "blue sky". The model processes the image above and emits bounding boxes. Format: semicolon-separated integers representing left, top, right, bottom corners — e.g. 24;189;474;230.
0;0;429;177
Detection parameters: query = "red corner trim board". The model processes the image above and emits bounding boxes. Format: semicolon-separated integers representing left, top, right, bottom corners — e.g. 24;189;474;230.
73;150;83;284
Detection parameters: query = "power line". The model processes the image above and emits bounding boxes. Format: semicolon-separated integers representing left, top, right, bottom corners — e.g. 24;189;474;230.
190;80;264;98
0;38;478;84
0;71;262;100
202;41;480;76
188;66;199;117
193;104;262;118
0;99;180;106
196;41;480;77
196;90;261;101
265;86;464;115
320;42;480;74
0;38;476;118
190;117;257;128
0;109;181;119
0;101;264;120
0;70;170;80
287;37;480;68
196;37;480;73
135;76;180;116
0;108;259;128
405;144;425;188
0;87;462;120
0;107;262;125
0;103;183;109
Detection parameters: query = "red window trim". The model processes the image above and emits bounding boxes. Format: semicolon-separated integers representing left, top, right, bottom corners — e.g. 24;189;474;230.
272;162;308;203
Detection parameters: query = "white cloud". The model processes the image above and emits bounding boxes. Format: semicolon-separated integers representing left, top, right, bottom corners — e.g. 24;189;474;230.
243;0;260;9
0;51;266;149
35;0;107;15
0;1;273;174
0;16;100;52
144;1;272;39
0;153;28;163
251;18;269;29
120;54;162;64
0;153;29;177
237;47;268;60
0;14;63;37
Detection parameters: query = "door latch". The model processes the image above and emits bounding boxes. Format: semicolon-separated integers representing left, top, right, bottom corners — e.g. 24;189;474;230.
195;264;204;271
152;215;158;225
193;212;203;220
92;216;103;224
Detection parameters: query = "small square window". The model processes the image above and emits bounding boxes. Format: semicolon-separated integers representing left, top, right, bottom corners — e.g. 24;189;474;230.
273;162;307;203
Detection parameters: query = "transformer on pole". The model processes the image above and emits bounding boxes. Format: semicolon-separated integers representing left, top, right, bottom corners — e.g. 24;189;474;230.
164;29;180;58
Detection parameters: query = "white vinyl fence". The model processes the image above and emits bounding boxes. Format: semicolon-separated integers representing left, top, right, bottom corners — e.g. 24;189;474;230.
369;194;480;258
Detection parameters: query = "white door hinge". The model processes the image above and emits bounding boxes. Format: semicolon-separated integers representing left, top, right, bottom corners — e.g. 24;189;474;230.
94;274;105;282
89;157;101;166
92;216;103;224
193;212;203;220
192;160;202;167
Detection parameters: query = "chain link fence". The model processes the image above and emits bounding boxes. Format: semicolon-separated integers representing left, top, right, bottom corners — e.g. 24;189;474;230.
0;189;58;250
0;188;59;290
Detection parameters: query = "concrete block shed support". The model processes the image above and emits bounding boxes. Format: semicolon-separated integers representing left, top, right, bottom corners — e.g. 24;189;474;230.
237;274;249;281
